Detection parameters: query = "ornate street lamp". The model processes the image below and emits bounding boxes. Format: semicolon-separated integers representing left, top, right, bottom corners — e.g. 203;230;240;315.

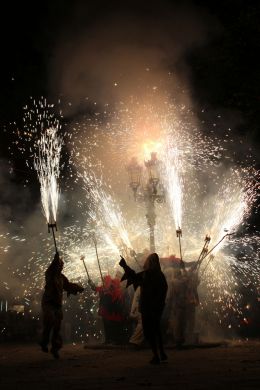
126;152;165;252
126;157;142;200
144;152;160;190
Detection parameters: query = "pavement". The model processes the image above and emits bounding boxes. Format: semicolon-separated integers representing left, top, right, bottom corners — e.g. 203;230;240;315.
1;341;260;389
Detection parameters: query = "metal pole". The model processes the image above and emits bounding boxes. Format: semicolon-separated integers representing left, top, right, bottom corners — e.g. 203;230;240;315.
48;222;58;253
80;255;90;279
197;235;211;263
92;235;104;286
198;233;235;267
178;235;182;261
176;227;183;261
51;226;58;253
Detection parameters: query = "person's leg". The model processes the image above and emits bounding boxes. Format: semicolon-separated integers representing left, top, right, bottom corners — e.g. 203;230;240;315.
149;337;160;363
111;321;122;344
157;317;167;361
103;319;112;344
40;305;54;352
118;320;129;345
51;307;63;358
142;314;160;364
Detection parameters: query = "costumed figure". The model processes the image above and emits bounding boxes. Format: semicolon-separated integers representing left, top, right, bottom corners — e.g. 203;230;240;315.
89;274;128;344
119;253;168;364
169;266;188;348
185;264;200;343
40;252;84;358
168;261;200;347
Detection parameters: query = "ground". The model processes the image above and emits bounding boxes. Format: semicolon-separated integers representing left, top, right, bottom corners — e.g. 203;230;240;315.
0;341;260;389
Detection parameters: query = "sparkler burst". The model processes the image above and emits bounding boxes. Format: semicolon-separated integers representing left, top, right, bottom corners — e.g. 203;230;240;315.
34;126;62;223
80;169;133;252
162;138;183;230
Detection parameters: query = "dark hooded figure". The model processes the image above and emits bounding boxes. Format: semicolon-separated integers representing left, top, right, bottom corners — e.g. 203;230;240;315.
40;252;84;358
119;253;168;364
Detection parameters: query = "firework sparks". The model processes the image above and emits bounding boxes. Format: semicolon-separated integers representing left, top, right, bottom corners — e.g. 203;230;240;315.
162;137;183;230
200;168;256;256
34;126;62;224
80;170;133;253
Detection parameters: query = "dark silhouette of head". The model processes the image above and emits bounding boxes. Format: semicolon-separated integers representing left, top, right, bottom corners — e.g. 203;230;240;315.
143;253;161;272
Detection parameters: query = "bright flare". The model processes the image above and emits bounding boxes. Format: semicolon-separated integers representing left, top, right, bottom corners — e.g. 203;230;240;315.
34;126;62;223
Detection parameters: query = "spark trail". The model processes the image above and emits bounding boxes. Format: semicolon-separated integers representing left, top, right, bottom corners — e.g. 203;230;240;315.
162;138;183;230
80;169;133;253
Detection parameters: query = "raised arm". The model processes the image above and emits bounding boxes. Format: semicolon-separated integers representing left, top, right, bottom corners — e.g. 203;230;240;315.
62;274;84;296
119;256;143;289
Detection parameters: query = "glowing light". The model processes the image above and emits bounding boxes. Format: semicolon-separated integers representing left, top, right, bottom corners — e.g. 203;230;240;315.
142;140;163;161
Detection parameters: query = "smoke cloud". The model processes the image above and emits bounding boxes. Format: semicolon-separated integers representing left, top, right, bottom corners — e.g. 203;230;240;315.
49;1;218;113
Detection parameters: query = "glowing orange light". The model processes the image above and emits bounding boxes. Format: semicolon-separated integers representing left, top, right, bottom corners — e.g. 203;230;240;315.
142;140;163;161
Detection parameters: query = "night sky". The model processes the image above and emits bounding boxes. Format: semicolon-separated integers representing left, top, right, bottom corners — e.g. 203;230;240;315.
0;0;259;206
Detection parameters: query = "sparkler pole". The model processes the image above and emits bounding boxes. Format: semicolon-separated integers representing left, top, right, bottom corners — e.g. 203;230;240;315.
196;235;211;271
92;234;104;286
199;232;235;268
176;227;183;261
197;235;211;263
80;255;90;279
48;222;58;253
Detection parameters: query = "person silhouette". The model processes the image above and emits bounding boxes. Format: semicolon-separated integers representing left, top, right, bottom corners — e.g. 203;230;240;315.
119;253;168;364
40;252;84;358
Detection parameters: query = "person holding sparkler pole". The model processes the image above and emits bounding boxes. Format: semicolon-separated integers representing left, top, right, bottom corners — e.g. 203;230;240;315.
40;252;84;359
184;263;200;344
174;235;211;344
119;253;168;364
181;232;235;343
168;266;188;347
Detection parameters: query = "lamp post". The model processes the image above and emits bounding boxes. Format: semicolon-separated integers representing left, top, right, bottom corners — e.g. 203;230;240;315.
126;152;165;252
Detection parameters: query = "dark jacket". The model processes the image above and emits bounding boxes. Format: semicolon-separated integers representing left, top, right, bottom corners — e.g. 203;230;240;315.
121;265;168;316
42;255;83;307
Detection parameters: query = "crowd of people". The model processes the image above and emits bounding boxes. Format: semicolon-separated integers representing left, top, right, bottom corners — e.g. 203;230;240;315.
39;250;201;363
